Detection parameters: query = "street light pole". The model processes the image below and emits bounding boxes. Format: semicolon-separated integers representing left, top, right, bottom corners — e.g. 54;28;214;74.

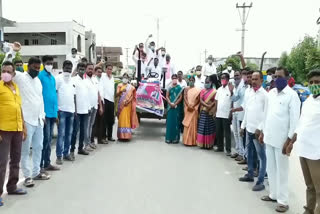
236;2;253;56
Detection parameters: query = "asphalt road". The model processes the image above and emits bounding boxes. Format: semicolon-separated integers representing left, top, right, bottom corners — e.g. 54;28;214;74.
1;119;306;214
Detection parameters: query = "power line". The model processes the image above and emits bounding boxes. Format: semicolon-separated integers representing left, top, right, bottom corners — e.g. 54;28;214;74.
236;2;253;56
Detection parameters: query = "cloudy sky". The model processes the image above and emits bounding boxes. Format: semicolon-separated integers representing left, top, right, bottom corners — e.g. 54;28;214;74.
3;0;320;70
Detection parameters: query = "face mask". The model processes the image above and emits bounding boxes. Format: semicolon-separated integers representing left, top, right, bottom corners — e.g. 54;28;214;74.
234;79;241;86
29;69;39;79
16;66;24;72
172;79;177;85
266;75;272;83
208;60;213;64
72;54;76;58
275;77;288;91
204;83;211;89
63;72;71;79
123;78;129;84
196;71;201;76
253;86;261;92
1;72;13;82
150;46;155;51
221;79;228;86
78;69;85;75
189;81;195;87
161;51;166;56
45;65;53;73
308;84;320;96
227;66;232;71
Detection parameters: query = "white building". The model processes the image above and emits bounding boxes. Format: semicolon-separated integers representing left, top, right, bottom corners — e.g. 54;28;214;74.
4;20;88;68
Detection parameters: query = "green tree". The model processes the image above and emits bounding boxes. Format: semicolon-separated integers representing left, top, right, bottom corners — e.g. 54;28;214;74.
282;35;320;83
245;60;259;71
218;55;241;72
278;52;288;67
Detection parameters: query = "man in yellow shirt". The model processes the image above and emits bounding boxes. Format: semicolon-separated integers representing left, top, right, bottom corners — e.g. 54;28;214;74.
0;61;27;207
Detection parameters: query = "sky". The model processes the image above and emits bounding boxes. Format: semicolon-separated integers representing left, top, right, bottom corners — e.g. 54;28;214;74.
2;0;320;71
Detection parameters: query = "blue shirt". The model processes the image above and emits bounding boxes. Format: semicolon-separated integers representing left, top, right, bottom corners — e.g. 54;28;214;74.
38;70;58;118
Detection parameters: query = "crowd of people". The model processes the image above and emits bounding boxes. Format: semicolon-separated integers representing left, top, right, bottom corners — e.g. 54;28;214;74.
0;43;319;214
0;53;140;207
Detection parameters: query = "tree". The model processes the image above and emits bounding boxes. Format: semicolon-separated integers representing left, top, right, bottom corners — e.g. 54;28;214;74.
245;60;259;71
278;52;288;67
280;35;320;83
218;55;241;72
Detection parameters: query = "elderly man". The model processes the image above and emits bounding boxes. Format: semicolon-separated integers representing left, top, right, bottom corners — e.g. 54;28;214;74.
0;61;27;206
14;57;50;188
259;67;301;213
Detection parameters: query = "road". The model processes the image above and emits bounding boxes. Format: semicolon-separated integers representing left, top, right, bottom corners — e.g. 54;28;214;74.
2;119;306;214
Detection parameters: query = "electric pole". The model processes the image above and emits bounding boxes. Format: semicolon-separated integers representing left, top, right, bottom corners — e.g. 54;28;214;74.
236;2;253;56
157;18;160;47
204;49;207;61
125;47;130;68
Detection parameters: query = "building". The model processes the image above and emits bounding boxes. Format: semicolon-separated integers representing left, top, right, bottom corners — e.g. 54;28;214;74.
4;20;88;69
96;46;123;72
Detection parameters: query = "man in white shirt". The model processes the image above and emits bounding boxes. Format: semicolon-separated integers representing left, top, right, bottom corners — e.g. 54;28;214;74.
222;64;235;83
70;63;91;156
286;69;320;214
99;64;116;141
230;71;246;161
258;67;300;213
132;45;148;79
239;71;268;192
177;71;187;88
84;63;103;150
66;48;81;72
202;55;217;77
195;67;206;89
14;57;50;188
162;55;176;89
157;47;166;69
214;73;232;155
55;60;76;162
146;58;162;80
144;36;157;65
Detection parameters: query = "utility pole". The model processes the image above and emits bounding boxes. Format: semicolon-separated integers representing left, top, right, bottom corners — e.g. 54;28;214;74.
317;8;320;49
156;18;160;47
236;2;253;56
125;47;130;68
0;0;3;42
204;49;207;61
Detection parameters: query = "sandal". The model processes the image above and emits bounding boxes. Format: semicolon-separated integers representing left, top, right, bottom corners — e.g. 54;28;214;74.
261;195;277;203
7;188;27;195
33;172;50;180
23;178;35;188
276;204;289;213
0;197;3;206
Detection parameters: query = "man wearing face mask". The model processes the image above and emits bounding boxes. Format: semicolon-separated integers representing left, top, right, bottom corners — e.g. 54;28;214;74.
38;55;59;171
146;58;162;80
195;66;206;89
55;60;76;162
14;59;24;73
144;35;156;64
132;43;148;78
266;67;276;91
285;69;320;214
258;67;300;213
229;70;246;161
214;73;232;155
13;57;50;188
156;47;166;69
202;55;217;77
70;63;91;157
66;48;80;72
0;61;28;206
223;63;235;83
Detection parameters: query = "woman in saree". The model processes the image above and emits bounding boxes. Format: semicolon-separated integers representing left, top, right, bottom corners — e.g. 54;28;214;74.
116;73;139;141
165;74;183;144
182;76;201;146
196;76;217;149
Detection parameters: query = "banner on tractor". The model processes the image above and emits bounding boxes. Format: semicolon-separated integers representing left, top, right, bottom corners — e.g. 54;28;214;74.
136;82;164;117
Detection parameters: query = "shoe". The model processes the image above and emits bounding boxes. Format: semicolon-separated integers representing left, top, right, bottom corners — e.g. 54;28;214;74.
63;155;74;161
78;149;89;155
7;188;27;195
98;139;108;144
275;204;289;213
56;157;63;165
238;159;247;165
239;175;254;182
235;155;243;161
108;138;116;142
89;143;97;149
213;146;223;152
226;152;232;156
70;152;75;160
33;172;50;180
252;183;265;191
84;145;94;152
23;178;35;188
230;153;238;158
261;195;277;203
242;166;248;171
44;164;60;171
